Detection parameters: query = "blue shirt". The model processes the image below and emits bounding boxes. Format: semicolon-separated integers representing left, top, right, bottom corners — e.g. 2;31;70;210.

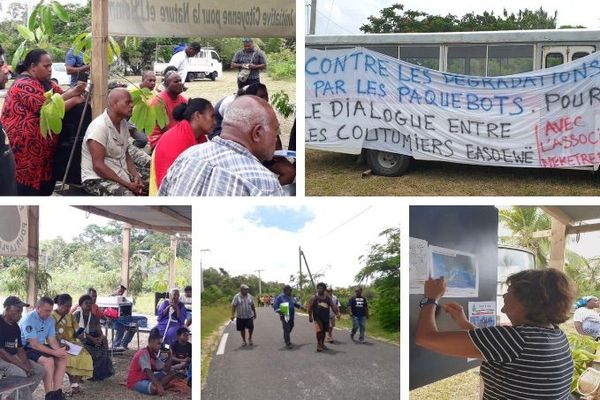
19;310;55;347
65;48;85;87
273;294;302;321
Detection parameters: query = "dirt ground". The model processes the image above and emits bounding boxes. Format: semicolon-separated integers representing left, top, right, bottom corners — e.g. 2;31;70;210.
28;326;192;400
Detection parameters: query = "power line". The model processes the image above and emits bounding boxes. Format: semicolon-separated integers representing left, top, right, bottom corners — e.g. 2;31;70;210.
315;9;355;34
316;206;373;241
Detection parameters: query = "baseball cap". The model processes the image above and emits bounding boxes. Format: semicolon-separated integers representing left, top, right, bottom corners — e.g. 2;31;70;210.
240;284;249;289
242;37;253;43
3;296;30;308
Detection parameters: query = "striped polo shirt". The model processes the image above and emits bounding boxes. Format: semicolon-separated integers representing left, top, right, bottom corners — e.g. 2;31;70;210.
232;293;254;319
468;325;573;400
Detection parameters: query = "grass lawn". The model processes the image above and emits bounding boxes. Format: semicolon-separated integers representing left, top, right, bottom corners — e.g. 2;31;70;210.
133;293;156;315
335;315;400;344
306;149;600;196
200;303;230;386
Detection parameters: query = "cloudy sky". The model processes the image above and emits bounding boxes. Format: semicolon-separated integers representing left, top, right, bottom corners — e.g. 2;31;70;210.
309;0;600;34
197;200;400;288
39;205;115;241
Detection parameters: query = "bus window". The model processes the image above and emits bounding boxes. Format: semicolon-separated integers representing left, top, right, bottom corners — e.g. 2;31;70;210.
545;53;564;68
399;46;439;70
447;45;486;76
365;45;399;59
487;45;533;76
572;51;589;61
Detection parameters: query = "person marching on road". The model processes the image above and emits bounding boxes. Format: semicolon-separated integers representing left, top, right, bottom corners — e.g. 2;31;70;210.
230;284;257;346
326;287;341;343
349;287;369;343
307;283;340;352
273;285;306;349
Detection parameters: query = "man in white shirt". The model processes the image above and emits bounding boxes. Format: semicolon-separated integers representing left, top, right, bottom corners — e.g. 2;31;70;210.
80;88;145;196
167;42;201;82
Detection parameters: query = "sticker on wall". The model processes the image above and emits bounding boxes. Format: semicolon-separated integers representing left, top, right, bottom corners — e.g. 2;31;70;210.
0;206;29;256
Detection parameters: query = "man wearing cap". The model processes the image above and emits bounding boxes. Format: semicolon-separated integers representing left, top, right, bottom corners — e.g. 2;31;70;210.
230;284;257;346
273;285;306;348
0;296;45;400
231;38;267;89
19;297;68;400
167;42;202;82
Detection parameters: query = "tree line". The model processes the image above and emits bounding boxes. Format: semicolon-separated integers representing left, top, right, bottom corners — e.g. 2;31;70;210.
202;227;400;332
0;221;192;299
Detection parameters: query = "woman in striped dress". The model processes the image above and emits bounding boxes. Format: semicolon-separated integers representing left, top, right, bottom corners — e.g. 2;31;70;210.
415;269;575;400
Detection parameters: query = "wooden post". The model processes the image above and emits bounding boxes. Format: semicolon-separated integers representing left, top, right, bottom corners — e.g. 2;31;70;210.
91;0;108;118
121;223;131;289
26;206;39;307
168;236;177;289
548;218;567;270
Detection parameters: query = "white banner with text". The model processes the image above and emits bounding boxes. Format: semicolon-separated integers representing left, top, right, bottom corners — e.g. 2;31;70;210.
305;47;600;168
108;0;295;37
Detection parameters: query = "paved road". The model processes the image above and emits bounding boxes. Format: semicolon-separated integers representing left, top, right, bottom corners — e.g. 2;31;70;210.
202;307;400;400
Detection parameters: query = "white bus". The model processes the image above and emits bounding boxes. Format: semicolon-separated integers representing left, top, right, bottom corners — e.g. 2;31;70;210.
306;29;600;176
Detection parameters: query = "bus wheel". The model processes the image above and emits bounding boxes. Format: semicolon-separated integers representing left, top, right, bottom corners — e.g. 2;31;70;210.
365;149;411;176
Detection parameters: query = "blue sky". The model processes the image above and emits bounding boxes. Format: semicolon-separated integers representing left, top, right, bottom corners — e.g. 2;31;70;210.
244;206;315;232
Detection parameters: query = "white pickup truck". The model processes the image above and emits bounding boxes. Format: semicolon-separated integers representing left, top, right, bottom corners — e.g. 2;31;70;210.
154;49;223;82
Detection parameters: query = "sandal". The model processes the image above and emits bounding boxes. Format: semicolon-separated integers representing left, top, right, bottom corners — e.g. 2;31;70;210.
71;383;81;395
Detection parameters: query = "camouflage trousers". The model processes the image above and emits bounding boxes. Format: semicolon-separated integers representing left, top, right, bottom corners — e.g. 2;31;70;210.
128;145;150;181
82;179;136;196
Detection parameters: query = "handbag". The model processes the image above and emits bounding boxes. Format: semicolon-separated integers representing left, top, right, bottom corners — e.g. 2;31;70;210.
578;367;600;399
237;51;256;82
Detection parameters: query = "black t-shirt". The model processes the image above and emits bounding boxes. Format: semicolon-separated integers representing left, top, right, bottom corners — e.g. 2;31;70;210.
0;315;23;355
349;296;368;317
170;340;191;360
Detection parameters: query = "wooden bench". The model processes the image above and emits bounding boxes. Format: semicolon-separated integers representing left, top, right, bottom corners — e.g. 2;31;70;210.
0;376;35;400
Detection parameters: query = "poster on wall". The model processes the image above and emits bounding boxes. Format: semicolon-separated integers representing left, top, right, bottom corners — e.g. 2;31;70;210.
0;206;29;256
409;237;430;294
468;301;496;329
429;245;478;298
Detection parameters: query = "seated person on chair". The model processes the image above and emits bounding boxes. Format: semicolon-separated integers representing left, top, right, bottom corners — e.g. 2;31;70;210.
0;296;45;400
19;297;68;400
80;88;146;196
73;295;114;381
51;294;93;394
107;284;135;351
574;296;600;339
127;331;175;396
153;288;187;345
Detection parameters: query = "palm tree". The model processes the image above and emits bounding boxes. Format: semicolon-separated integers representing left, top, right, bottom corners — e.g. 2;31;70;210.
499;207;550;267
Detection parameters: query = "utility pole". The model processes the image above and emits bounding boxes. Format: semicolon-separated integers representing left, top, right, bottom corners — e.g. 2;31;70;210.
255;269;265;295
199;249;211;292
309;0;317;34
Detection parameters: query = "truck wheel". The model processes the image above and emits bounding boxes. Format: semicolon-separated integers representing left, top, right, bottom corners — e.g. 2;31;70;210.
365;149;411;176
209;72;216;81
185;73;192;82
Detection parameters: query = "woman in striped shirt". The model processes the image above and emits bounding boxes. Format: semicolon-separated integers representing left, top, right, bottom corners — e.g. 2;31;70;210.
415;269;575;400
